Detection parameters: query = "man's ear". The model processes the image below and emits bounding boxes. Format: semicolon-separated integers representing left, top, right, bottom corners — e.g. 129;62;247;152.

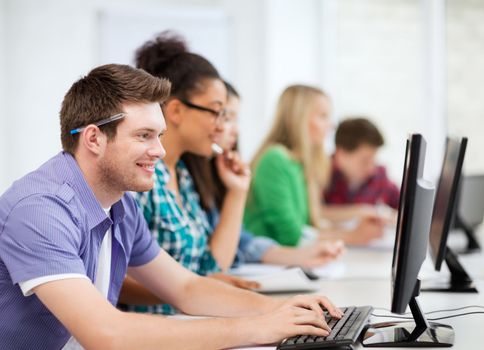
79;125;107;156
163;99;184;126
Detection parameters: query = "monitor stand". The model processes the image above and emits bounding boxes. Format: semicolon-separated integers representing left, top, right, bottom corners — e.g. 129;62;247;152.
362;281;454;347
421;247;478;293
453;215;481;254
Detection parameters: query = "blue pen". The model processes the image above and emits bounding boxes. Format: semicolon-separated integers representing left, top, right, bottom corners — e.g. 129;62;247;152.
70;113;126;135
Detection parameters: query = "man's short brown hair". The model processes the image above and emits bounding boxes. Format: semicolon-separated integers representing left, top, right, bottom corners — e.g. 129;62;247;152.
60;64;171;154
335;117;384;152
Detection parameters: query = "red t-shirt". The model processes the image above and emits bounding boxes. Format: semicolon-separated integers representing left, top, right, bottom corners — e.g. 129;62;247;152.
324;164;400;209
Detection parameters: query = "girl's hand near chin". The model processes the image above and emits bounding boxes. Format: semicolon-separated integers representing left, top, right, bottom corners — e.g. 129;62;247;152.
215;151;251;193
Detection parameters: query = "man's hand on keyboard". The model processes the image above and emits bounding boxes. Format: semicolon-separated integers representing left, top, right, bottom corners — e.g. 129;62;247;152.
246;294;343;345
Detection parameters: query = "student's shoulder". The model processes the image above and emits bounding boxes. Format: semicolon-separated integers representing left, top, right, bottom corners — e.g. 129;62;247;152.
2;174;76;216
374;165;390;179
0;187;83;245
2;152;75;201
259;144;292;164
253;145;294;180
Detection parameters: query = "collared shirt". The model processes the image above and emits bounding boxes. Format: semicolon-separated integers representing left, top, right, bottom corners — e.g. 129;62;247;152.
324;164;400;209
0;152;160;350
133;160;219;314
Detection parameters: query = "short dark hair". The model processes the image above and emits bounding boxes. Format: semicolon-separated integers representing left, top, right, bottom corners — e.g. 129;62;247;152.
60;64;171;154
135;31;221;100
335;117;384;151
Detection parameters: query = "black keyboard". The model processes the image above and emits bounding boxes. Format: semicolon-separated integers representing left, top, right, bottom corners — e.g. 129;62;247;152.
277;306;373;349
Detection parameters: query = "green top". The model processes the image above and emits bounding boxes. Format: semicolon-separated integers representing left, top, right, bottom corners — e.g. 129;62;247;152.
244;145;309;246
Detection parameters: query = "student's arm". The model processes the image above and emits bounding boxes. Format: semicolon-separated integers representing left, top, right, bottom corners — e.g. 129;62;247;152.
127;248;270;317
209;190;247;270
35;250;340;349
378;167;401;210
319;217;385;245
209;152;250;271
321;203;380;222
248;148;307;246
237;229;278;264
119;273;260;305
261;240;345;268
118;275;162;305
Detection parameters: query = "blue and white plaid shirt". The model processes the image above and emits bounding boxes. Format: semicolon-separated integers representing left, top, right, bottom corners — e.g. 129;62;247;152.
132;160;220;314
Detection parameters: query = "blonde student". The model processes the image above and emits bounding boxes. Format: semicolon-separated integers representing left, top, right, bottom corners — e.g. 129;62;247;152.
244;85;385;247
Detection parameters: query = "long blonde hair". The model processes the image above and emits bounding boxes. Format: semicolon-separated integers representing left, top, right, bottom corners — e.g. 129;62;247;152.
251;84;331;227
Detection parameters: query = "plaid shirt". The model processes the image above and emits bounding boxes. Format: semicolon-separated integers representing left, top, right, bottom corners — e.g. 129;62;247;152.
132;160;220;314
324;164;400;209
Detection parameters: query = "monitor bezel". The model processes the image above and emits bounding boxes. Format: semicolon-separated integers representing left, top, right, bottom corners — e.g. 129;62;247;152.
391;134;425;314
429;137;468;271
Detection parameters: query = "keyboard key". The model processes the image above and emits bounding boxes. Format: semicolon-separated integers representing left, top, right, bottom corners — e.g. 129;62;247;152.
277;306;373;349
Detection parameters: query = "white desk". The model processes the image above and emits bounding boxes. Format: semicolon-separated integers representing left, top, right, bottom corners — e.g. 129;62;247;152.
314;279;484;350
232;237;484;350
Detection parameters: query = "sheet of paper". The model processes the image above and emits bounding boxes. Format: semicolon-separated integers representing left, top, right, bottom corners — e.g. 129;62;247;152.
312;260;347;279
250;267;320;293
229;263;286;277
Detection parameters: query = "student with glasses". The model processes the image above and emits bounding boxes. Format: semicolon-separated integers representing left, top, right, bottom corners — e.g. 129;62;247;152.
122;32;259;314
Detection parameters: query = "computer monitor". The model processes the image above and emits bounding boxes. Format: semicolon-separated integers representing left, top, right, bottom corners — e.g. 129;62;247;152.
362;134;454;347
452;174;484;253
424;137;477;293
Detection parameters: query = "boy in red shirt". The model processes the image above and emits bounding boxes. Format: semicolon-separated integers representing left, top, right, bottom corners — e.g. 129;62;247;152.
325;117;400;211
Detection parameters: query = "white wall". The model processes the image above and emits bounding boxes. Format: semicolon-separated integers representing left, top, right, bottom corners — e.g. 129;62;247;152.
0;0;223;193
1;0;483;193
3;0;98;192
447;0;484;175
97;5;230;73
421;0;447;181
263;0;323;111
335;0;428;182
220;0;266;160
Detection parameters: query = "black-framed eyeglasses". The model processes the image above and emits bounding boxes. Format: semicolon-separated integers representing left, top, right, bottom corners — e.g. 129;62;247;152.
179;99;227;123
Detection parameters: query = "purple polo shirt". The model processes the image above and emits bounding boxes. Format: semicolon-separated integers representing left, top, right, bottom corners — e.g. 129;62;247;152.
0;152;160;349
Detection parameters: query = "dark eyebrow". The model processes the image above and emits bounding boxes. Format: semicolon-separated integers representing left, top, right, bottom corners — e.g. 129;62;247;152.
131;128;158;135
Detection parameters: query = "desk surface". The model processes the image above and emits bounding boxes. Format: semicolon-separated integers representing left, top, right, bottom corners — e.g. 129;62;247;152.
232;228;484;350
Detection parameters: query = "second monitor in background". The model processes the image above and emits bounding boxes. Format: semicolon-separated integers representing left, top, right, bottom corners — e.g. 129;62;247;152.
425;137;478;293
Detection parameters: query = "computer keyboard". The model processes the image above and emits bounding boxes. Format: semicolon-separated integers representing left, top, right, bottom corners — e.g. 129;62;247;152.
277;306;373;349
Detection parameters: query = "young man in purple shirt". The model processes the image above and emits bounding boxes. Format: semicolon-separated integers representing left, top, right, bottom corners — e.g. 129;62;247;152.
323;118;400;229
0;64;341;349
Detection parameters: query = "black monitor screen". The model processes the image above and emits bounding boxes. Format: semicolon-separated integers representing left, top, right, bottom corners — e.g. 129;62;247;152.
429;137;467;271
391;134;434;314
